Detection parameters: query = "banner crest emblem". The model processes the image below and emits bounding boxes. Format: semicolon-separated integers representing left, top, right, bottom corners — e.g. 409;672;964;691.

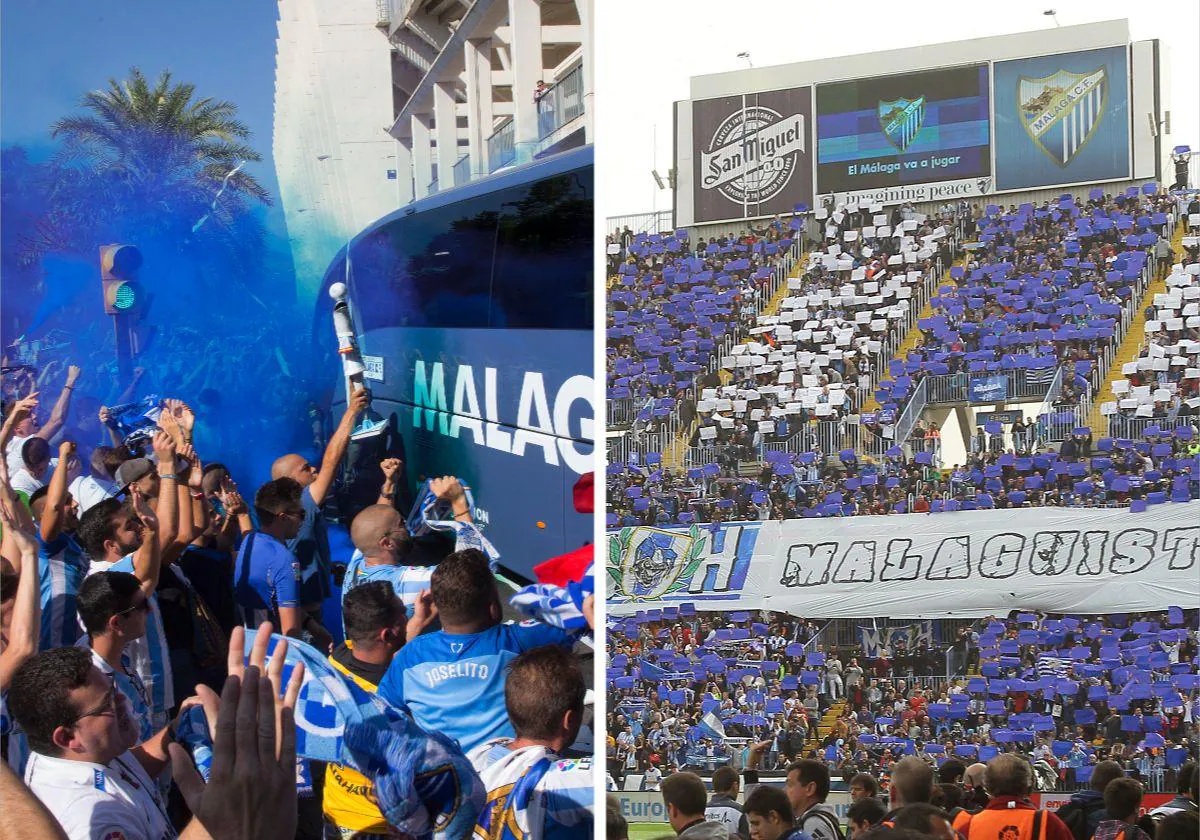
1018;67;1107;167
878;96;926;152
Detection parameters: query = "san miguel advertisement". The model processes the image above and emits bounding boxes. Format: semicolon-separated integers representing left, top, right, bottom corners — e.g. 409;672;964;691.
993;46;1131;191
692;86;813;223
815;64;993;204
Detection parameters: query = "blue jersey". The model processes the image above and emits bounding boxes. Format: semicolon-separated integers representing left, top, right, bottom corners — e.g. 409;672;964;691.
1;692;30;776
93;555;174;724
466;739;593;840
377;622;573;753
234;531;301;628
288;486;331;606
36;532;88;651
341;549;434;628
84;645;155;744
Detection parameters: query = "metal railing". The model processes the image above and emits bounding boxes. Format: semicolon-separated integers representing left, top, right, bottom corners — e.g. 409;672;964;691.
1107;414;1198;439
487;118;515;172
452;153;471;185
866;377;929;458
537;64;584;140
925;368;1060;405
607;397;636;428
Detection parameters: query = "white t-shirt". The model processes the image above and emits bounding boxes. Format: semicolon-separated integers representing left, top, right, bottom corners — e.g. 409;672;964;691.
70;474;118;512
9;460;55;497
24;750;176;840
5;433;29;475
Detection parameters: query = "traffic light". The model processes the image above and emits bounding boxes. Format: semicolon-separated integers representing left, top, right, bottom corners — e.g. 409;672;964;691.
100;244;143;315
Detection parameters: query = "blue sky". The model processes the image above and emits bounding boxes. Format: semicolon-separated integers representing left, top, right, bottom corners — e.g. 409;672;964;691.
1;0;283;213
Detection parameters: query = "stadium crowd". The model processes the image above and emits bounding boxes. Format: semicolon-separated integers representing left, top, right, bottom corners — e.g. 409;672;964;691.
607;218;798;436
605;607;1199;794
607;751;1198;840
607;420;1200;525
0;368;594;840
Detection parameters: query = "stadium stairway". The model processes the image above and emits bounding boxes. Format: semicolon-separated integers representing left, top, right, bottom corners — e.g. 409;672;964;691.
860;254;968;414
660;250;811;472
807;698;847;749
1084;219;1187;437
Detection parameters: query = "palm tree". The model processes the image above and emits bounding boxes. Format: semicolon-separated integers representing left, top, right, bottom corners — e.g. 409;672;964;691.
51;67;270;207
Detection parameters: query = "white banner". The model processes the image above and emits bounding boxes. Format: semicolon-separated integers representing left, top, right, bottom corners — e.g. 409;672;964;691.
819;176;992;208
606;505;1200;618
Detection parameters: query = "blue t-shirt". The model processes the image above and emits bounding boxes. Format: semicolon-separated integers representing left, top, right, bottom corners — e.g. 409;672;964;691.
36;532;88;651
288;486;331;606
234;531;301;628
341;549;434;631
377;622;573;753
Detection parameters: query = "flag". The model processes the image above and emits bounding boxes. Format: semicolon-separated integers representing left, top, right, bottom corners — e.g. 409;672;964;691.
699;711;726;741
1037;655;1071;678
241;629;485;840
510;562;593;633
406;479;499;563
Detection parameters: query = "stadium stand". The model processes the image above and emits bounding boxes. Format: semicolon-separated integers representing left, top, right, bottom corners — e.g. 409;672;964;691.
606;607;1198;795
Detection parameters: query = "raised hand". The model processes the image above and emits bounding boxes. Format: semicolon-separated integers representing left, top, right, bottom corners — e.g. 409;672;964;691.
168;623;303;840
380;458;402;481
130;486;159;533
406;589;438;641
10;393;38;422
58;440;76;460
163;398;196;434
65;365;80;386
346;387;370;417
151;428;178;465
220;490;247;517
429;475;465;503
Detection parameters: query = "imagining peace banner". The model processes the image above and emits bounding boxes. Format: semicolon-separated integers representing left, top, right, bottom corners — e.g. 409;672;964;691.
606;504;1199;618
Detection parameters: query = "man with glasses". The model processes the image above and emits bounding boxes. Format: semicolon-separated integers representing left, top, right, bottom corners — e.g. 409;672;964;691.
76;571;157;745
8;646;178;840
235;477;334;651
76;429;179;732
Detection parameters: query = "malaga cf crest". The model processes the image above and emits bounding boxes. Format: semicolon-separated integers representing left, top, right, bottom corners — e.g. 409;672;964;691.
607;526;708;601
1018;67;1107;167
878;97;926;152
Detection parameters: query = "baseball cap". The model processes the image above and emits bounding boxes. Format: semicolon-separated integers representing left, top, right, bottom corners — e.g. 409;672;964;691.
114;458;154;493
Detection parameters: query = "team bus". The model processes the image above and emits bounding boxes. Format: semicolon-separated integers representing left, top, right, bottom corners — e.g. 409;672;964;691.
312;145;594;582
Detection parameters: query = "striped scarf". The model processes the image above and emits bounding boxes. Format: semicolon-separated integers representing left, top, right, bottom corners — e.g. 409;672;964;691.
509;561;593;633
406;480;499;565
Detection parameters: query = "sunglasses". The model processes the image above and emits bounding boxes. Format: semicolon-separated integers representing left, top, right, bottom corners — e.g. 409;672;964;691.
67;674;118;725
115;597;151;617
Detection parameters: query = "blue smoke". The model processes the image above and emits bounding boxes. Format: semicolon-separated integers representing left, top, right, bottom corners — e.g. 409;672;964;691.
0;133;328;489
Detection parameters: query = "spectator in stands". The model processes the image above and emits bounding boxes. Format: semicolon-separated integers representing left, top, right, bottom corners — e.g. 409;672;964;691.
850;772;880;801
662;771;731;839
786;759;843;840
1095;778;1152;840
887;756;934;819
2;367;78;476
706;766;749;840
892;803;956;840
1057;759;1126;840
744;784;808;840
1156;811;1199;840
847;796;887;838
961;754;1073;840
1149;762;1197;819
608;794;630;840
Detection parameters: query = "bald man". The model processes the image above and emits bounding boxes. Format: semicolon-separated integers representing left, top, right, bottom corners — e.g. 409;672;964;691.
272;388;368;617
340;475;469;632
